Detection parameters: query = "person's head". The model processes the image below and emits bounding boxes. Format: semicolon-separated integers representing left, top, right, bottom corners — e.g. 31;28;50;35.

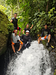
26;30;29;36
15;29;18;35
14;13;17;18
26;24;29;28
44;24;48;29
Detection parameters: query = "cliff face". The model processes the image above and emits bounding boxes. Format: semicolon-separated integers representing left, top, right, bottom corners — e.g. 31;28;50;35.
0;11;13;56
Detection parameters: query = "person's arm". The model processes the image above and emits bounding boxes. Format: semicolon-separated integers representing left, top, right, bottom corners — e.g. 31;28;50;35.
10;17;14;23
19;28;21;36
17;26;21;36
30;24;33;29
22;30;25;34
19;40;23;45
17;35;23;45
10;19;13;23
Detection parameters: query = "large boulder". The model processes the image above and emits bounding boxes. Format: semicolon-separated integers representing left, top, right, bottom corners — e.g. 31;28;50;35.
0;11;13;56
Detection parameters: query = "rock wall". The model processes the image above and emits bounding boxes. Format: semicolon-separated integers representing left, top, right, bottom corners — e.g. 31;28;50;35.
0;11;13;56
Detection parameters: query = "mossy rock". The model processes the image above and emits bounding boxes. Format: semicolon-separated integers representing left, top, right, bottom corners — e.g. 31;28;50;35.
42;40;47;46
54;69;56;75
42;40;51;51
0;11;14;56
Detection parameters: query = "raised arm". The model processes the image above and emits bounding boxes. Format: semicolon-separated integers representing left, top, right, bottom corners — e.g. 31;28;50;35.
30;24;33;29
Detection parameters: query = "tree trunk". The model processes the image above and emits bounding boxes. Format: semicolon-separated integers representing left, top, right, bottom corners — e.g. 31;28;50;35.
11;8;13;18
38;2;40;12
46;1;49;12
11;4;13;18
17;0;19;15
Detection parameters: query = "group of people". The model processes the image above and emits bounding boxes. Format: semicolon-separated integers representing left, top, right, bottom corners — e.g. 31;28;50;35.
11;13;51;53
11;13;33;53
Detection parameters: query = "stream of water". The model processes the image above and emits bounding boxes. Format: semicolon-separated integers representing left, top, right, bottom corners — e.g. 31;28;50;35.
5;41;53;75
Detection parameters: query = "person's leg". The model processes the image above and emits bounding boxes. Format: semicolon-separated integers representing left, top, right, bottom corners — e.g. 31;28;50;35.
38;38;41;44
26;43;30;48
20;43;26;52
38;37;44;44
46;34;51;47
15;43;20;51
48;34;51;43
18;43;23;51
11;44;15;53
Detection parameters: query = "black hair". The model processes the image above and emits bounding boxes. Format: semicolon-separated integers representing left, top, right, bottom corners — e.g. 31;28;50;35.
26;24;29;26
14;13;17;15
45;23;47;25
44;24;48;26
14;29;17;30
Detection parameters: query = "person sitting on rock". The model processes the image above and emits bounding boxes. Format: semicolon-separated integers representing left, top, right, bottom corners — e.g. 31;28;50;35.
22;23;33;34
20;30;31;51
38;24;51;47
11;29;23;53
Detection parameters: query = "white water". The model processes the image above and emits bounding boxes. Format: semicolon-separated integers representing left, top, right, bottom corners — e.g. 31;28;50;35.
6;41;53;75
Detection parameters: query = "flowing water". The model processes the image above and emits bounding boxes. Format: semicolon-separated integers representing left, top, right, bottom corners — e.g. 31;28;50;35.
5;41;53;75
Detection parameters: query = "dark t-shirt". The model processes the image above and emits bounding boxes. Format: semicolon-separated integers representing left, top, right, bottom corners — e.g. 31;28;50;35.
41;28;51;37
12;17;18;29
21;35;31;44
24;28;30;33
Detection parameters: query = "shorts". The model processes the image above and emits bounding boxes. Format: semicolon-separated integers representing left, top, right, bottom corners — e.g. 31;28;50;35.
41;36;48;40
14;43;20;50
12;41;20;51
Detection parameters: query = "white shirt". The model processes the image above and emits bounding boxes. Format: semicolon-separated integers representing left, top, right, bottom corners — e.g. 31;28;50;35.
11;33;20;43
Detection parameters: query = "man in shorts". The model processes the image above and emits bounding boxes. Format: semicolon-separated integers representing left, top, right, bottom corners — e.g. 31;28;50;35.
11;13;21;36
38;24;51;46
11;29;23;53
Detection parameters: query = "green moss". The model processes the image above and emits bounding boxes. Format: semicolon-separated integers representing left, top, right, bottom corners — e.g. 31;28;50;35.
42;40;47;45
0;10;14;56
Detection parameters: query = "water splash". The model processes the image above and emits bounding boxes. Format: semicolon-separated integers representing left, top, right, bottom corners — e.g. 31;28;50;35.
6;41;53;75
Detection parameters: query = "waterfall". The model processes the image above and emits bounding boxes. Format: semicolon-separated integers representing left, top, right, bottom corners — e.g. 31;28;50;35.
6;41;53;75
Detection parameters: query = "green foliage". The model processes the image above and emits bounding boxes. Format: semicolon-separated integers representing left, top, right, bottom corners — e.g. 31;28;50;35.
30;7;56;37
6;0;17;6
54;69;56;75
0;5;7;13
1;0;56;37
8;23;14;33
0;10;9;35
0;4;12;20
